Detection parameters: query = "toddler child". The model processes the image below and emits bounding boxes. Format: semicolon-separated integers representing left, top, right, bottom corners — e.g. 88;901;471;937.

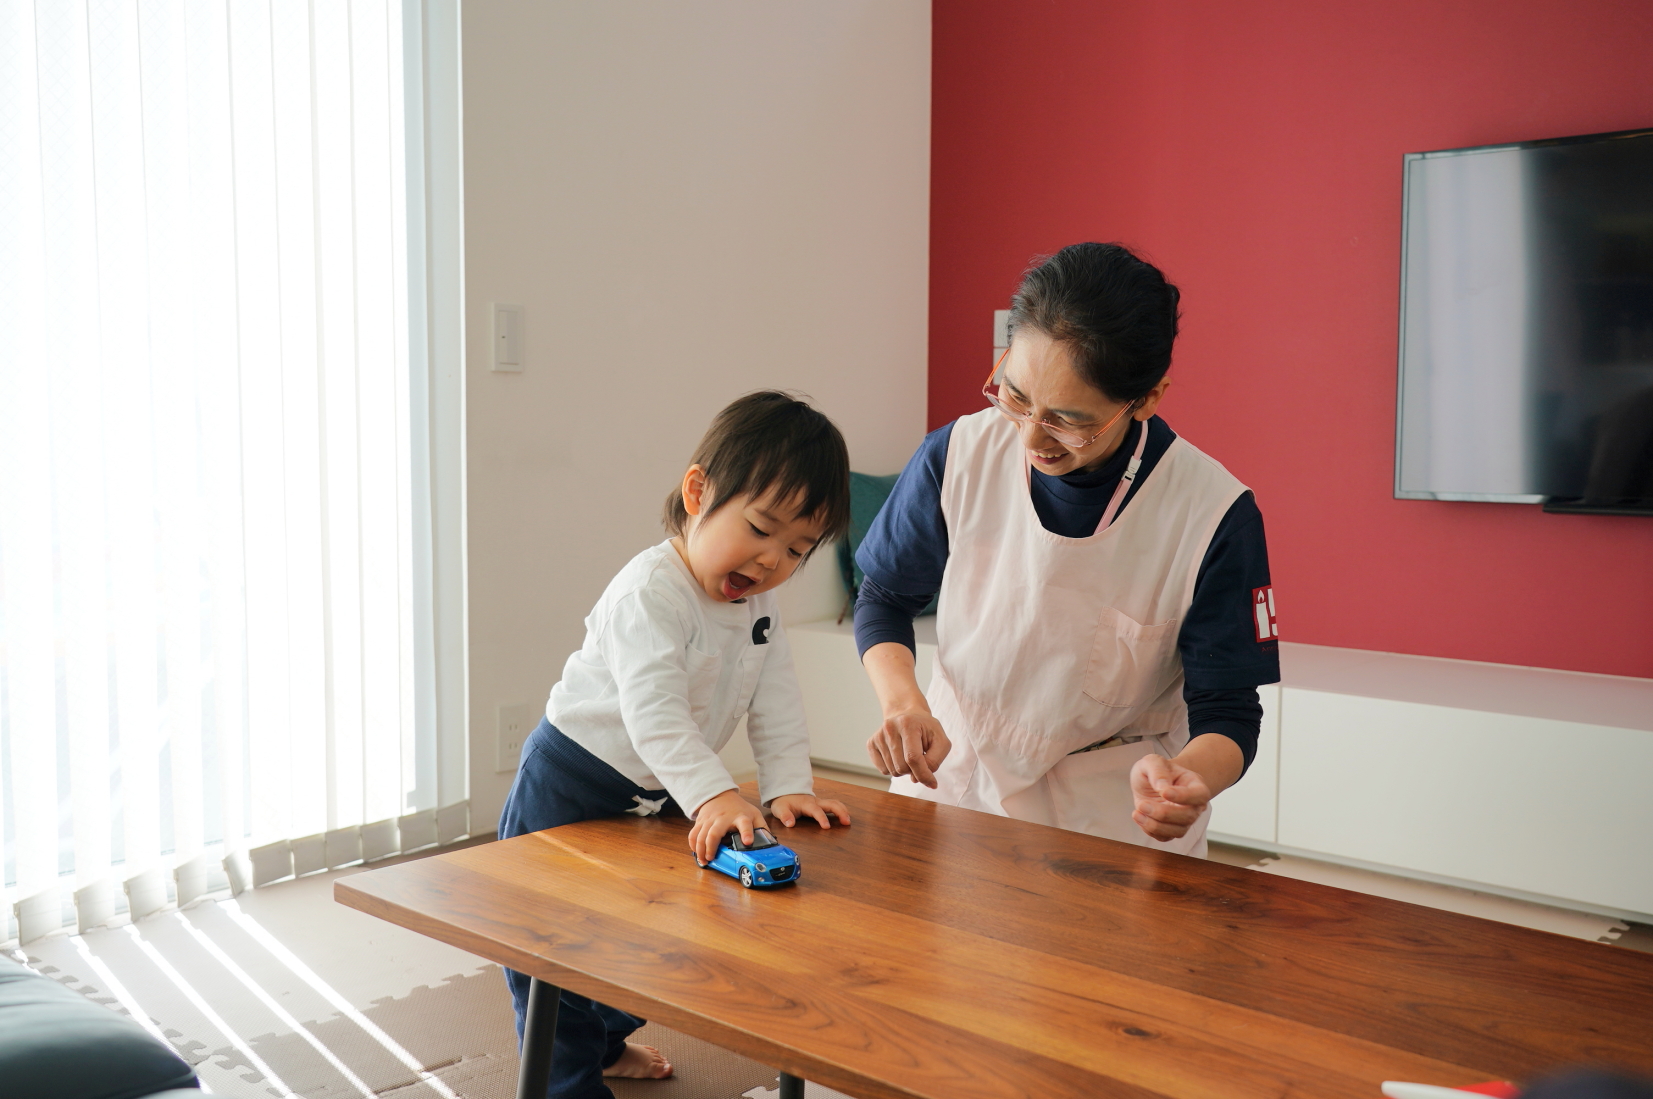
497;390;853;1099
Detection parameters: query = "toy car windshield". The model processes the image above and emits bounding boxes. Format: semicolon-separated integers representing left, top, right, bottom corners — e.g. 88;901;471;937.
722;827;781;852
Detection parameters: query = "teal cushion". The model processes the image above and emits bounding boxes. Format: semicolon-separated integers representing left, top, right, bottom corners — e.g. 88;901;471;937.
0;957;199;1099
836;471;938;616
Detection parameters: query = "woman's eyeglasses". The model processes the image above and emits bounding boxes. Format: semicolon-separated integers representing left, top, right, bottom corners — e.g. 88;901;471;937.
982;347;1137;449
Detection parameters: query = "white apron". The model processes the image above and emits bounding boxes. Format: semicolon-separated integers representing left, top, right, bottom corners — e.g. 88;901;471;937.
893;409;1247;857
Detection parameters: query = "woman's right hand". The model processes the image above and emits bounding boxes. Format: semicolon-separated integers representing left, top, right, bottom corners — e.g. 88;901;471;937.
860;641;952;789
867;710;952;789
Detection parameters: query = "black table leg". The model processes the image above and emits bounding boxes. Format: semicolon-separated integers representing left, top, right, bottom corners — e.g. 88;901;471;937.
779;1071;804;1099
516;977;561;1099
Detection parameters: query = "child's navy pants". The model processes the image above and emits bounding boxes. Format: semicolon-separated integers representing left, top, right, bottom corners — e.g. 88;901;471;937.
498;718;676;1099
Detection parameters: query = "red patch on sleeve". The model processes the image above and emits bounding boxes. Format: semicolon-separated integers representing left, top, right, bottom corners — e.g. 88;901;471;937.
1251;585;1277;642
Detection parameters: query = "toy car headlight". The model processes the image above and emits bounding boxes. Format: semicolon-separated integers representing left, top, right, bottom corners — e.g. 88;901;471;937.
755;863;767;872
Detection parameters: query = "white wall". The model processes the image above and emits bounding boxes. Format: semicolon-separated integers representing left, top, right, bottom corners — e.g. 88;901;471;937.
462;1;931;824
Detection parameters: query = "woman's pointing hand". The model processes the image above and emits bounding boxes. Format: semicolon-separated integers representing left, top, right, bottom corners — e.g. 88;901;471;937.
867;710;952;789
860;641;952;789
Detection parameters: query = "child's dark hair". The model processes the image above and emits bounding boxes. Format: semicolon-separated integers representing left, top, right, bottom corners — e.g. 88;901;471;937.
1008;242;1181;403
663;391;851;551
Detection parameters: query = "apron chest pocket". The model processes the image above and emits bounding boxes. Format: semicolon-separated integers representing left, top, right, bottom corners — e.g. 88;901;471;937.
1082;607;1180;708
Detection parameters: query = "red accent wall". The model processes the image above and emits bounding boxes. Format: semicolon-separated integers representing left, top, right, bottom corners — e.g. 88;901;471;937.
931;1;1653;679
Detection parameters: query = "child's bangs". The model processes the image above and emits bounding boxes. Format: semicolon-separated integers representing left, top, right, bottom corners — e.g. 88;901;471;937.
664;391;851;543
707;442;851;543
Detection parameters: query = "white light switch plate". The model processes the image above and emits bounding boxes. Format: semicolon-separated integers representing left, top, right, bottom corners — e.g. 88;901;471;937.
993;308;1011;349
496;701;536;772
492;303;523;372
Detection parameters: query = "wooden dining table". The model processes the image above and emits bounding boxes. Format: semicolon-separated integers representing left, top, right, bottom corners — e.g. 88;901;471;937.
335;778;1653;1099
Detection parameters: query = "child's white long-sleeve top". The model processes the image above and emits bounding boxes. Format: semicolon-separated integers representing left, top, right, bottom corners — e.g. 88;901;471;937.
546;541;816;815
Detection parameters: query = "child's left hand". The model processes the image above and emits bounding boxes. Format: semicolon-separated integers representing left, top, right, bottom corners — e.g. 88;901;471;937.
769;794;851;830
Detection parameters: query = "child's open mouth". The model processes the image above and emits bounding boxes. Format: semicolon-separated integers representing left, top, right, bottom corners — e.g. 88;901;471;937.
721;571;757;601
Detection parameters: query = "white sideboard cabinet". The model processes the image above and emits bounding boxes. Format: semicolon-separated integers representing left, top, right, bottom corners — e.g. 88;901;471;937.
791;616;936;774
1210;642;1653;921
790;619;1653;921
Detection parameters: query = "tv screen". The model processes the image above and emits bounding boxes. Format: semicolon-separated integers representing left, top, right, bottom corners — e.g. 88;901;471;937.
1395;127;1653;513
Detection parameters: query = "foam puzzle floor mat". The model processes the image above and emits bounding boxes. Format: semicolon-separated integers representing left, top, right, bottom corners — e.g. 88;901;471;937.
17;858;849;1099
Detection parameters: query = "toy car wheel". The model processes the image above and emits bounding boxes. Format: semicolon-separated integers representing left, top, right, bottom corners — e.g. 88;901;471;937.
739;866;753;888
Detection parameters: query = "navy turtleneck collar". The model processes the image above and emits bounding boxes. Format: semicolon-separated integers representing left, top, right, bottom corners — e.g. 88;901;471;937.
1034;417;1158;498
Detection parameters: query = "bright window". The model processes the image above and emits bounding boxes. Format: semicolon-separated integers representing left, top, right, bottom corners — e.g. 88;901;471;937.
0;0;464;941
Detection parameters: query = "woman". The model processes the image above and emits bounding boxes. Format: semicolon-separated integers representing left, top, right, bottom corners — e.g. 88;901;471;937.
855;243;1277;855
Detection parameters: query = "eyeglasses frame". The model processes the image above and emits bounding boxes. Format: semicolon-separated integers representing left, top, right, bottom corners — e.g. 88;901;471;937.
981;346;1139;449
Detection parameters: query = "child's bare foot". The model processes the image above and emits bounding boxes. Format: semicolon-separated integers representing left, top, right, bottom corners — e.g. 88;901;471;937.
603;1042;673;1080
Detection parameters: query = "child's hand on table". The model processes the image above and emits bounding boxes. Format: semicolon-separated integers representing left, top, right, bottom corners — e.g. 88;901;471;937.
689;789;767;864
770;793;851;830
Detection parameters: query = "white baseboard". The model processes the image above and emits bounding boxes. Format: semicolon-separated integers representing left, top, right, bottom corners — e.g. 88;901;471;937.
1209;832;1652;926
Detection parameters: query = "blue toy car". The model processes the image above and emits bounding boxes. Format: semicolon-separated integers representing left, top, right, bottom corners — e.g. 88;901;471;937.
699;827;800;888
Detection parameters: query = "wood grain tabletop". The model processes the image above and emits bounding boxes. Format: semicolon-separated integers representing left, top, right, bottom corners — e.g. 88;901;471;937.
335;779;1653;1099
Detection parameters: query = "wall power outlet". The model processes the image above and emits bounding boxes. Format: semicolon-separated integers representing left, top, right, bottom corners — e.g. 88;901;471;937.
496;702;537;773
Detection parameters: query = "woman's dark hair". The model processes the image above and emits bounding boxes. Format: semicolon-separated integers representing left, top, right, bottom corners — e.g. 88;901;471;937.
663;391;851;551
1007;242;1181;403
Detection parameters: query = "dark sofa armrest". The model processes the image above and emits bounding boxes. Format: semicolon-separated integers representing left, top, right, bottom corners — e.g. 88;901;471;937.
0;957;200;1099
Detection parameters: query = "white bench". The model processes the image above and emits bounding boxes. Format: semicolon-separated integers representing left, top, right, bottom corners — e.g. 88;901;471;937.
791;616;936;774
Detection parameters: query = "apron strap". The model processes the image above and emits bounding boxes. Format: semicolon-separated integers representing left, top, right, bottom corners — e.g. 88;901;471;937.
1095;416;1152;533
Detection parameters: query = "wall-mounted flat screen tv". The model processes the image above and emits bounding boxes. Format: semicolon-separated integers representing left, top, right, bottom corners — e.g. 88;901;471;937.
1395;127;1653;514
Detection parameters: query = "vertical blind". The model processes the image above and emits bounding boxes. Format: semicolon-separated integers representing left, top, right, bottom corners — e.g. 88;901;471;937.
0;0;465;941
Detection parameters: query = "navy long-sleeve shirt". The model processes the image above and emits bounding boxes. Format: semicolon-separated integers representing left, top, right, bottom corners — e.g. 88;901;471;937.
854;415;1278;773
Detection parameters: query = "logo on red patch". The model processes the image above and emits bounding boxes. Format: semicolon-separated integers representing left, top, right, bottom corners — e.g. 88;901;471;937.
1252;585;1277;642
